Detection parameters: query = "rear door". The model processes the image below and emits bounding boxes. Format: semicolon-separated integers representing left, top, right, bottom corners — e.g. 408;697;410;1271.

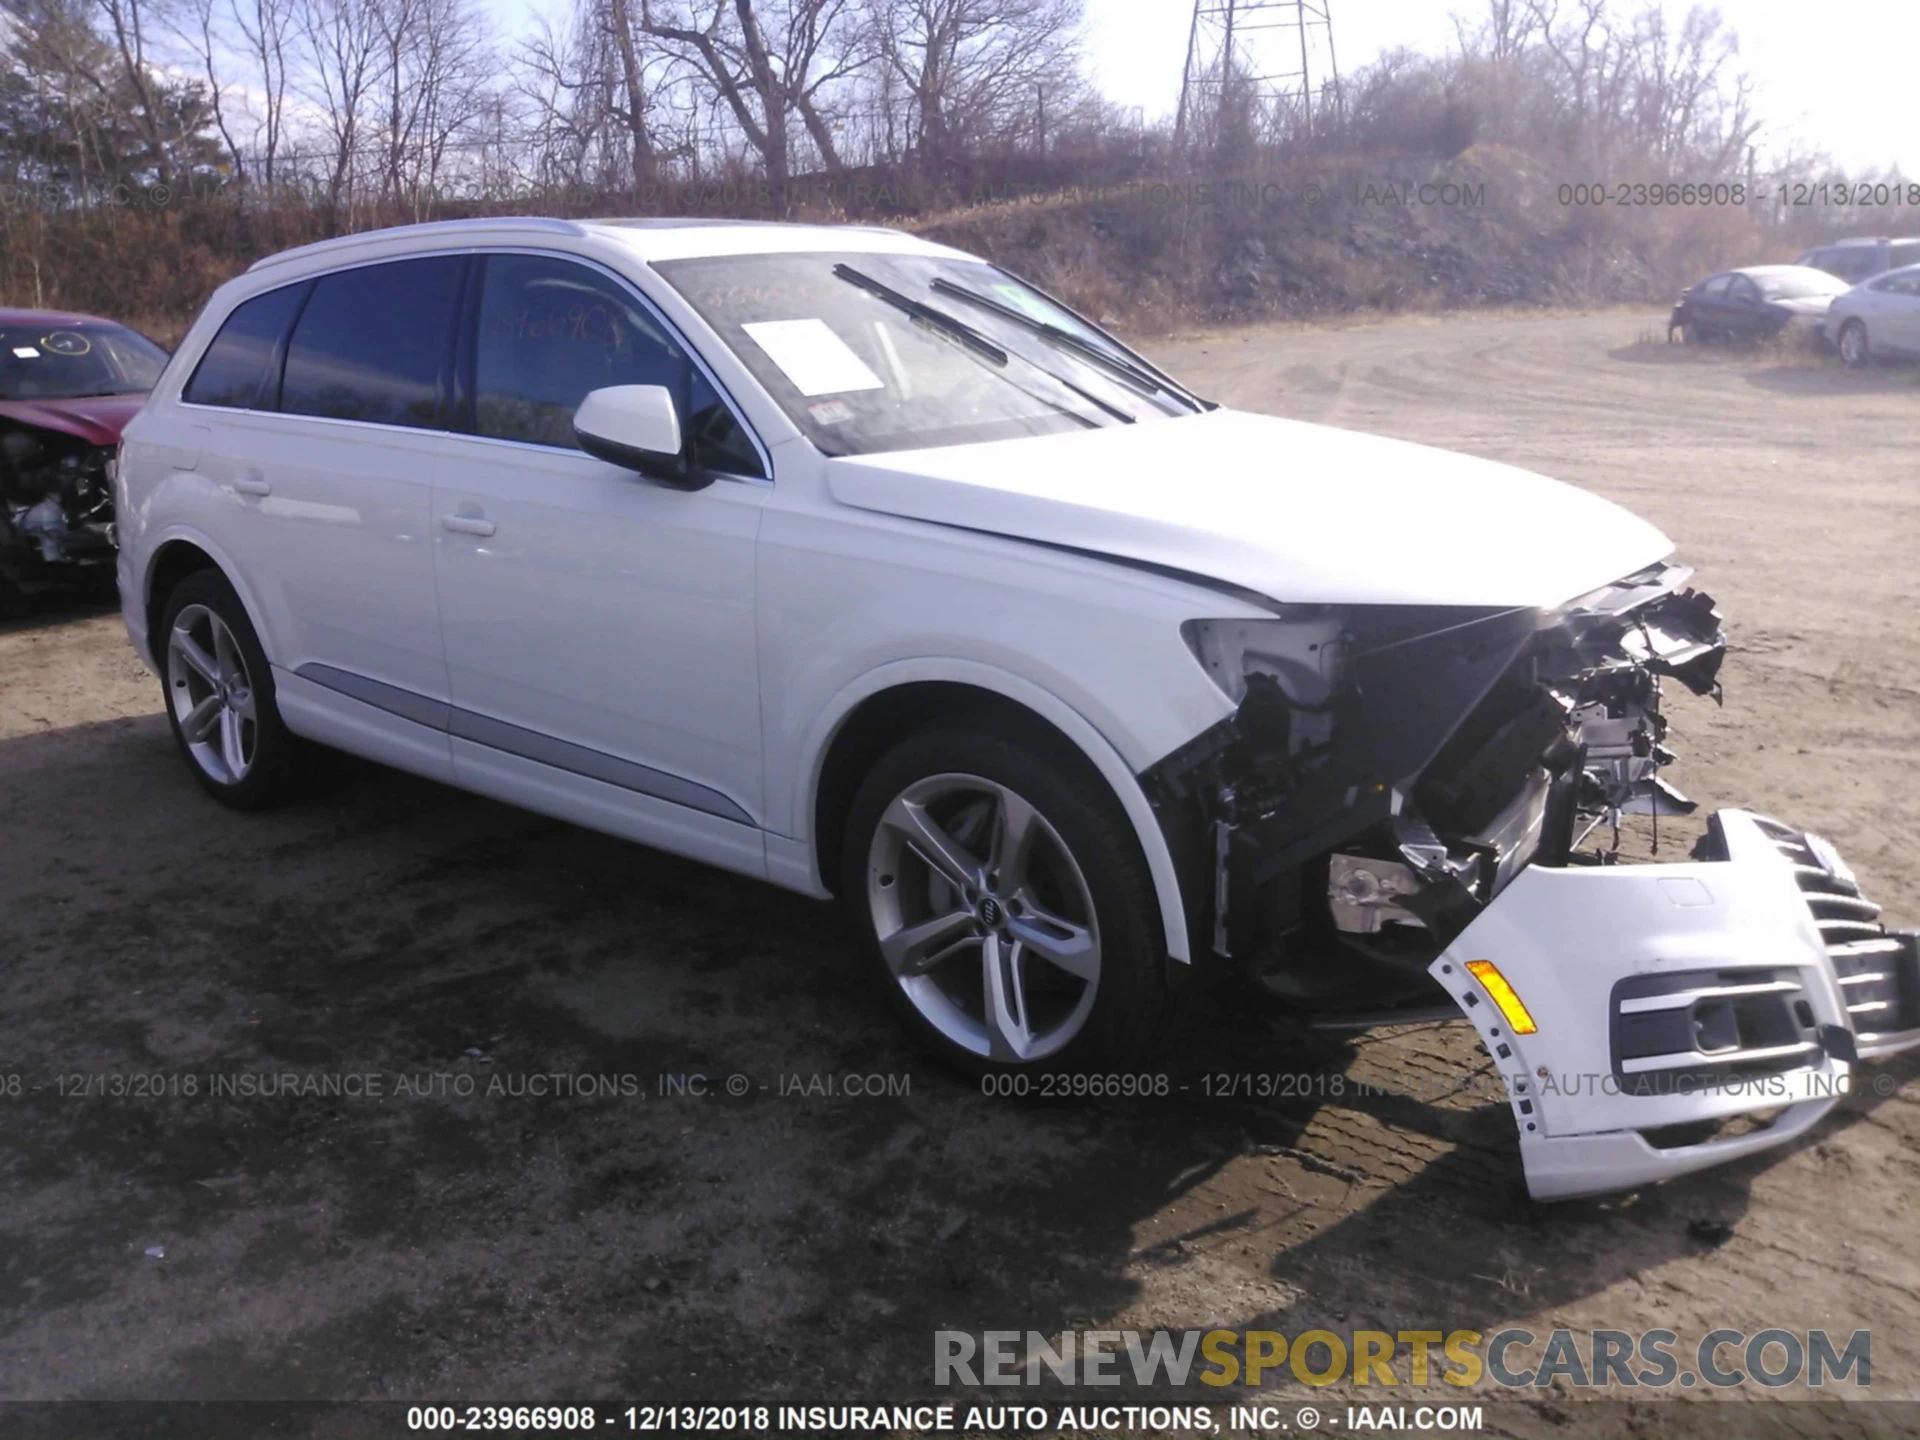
186;255;466;777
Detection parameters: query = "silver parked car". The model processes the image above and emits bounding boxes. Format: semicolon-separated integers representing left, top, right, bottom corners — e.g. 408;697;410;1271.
1824;263;1920;367
1794;236;1920;285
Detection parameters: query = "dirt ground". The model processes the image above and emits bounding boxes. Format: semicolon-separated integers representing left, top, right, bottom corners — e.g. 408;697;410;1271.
2;310;1917;1432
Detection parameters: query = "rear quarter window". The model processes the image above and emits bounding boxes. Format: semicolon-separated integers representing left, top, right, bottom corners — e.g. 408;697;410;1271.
183;284;309;409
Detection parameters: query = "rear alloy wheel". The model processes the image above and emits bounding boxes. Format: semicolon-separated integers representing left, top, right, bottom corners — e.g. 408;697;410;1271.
843;728;1169;1071
159;570;304;808
1838;319;1870;369
168;603;258;784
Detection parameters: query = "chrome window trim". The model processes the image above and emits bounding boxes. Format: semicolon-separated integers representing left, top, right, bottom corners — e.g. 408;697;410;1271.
294;662;756;826
176;245;775;486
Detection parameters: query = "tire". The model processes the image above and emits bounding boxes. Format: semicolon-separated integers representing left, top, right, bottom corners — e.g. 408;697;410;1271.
839;725;1173;1074
1837;319;1870;369
156;568;305;809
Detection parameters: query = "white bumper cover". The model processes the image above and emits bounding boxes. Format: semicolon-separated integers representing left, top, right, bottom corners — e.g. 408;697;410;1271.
1430;810;1919;1200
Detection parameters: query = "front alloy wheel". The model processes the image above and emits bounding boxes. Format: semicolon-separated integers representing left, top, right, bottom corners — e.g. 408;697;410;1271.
867;773;1100;1063
843;726;1172;1072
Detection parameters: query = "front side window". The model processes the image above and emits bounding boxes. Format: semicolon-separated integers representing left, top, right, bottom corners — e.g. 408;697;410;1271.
654;251;1201;457
472;253;762;476
0;321;167;400
281;256;465;429
183;284;307;409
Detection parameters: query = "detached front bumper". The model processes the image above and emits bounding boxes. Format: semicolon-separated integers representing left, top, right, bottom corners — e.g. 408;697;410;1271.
1431;810;1919;1201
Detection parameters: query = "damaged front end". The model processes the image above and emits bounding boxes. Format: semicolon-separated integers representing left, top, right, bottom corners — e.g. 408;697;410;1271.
1144;563;1918;1199
0;417;122;605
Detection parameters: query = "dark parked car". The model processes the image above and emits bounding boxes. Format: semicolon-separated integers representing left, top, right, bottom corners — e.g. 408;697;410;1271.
0;308;168;609
1667;265;1849;345
1794;237;1920;284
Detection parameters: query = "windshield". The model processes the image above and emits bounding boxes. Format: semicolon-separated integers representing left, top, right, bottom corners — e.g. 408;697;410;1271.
1759;272;1851;300
0;322;168;400
653;252;1201;456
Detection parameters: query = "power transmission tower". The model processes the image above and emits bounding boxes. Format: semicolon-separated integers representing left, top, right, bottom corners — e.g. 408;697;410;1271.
1176;0;1343;149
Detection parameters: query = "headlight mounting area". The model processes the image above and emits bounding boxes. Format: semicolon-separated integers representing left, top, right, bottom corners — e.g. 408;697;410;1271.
1144;567;1729;1004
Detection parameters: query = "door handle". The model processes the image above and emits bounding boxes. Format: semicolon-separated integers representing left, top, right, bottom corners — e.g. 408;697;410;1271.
442;513;496;537
233;473;271;496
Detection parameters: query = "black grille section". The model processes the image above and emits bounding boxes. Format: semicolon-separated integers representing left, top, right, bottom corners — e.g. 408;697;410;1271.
1610;968;1824;1092
1753;816;1920;1044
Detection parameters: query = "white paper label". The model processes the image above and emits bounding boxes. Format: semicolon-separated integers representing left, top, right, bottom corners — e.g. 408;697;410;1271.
742;319;884;397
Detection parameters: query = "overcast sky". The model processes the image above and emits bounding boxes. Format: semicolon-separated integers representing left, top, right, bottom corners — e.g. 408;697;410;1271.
1083;0;1915;174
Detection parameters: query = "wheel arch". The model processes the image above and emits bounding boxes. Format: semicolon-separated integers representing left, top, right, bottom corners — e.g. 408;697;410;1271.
802;662;1193;963
141;531;271;672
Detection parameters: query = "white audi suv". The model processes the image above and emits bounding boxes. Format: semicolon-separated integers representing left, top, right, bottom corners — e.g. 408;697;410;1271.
116;217;1918;1201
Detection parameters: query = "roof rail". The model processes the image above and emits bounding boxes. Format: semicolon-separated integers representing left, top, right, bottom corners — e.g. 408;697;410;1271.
247;216;588;272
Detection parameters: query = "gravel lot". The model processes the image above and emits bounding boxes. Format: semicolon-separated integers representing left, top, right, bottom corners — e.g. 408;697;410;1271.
2;309;1917;1428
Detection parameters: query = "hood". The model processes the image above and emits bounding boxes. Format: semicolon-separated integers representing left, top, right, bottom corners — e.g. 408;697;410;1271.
0;394;145;446
827;408;1672;609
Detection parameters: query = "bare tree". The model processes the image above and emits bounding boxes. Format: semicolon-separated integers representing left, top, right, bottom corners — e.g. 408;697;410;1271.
871;0;1080;169
93;0;173;183
298;0;382;217
229;0;295;189
636;0;867;193
169;0;245;179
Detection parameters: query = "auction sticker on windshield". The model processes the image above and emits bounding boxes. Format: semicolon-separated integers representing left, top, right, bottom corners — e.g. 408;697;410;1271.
741;318;883;396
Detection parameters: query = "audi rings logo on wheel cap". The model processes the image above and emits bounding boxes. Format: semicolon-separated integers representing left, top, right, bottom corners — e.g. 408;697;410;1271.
979;897;1003;926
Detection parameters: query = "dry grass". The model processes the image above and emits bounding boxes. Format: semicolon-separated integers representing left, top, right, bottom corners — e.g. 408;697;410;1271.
0;146;1820;341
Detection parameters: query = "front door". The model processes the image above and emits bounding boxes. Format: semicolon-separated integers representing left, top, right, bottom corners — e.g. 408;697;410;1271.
430;252;770;868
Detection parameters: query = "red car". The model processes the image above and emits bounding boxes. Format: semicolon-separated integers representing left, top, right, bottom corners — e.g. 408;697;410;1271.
0;307;169;608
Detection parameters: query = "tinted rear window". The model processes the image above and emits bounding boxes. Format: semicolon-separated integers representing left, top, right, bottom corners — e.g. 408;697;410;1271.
281;257;465;428
1889;241;1920;270
183;284;307;408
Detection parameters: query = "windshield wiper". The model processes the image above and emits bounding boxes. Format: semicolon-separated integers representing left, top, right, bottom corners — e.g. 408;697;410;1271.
929;278;1201;411
833;264;1008;365
833;263;1134;425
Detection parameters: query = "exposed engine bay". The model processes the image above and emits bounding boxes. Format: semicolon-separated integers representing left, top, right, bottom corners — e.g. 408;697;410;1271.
0;418;118;601
1144;562;1739;1006
1146;561;1919;1199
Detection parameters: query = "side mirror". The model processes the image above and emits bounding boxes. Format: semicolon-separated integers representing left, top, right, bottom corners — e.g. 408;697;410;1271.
573;385;710;490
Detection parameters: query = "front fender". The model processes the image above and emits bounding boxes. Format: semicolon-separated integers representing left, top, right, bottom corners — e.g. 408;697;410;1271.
793;657;1196;963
